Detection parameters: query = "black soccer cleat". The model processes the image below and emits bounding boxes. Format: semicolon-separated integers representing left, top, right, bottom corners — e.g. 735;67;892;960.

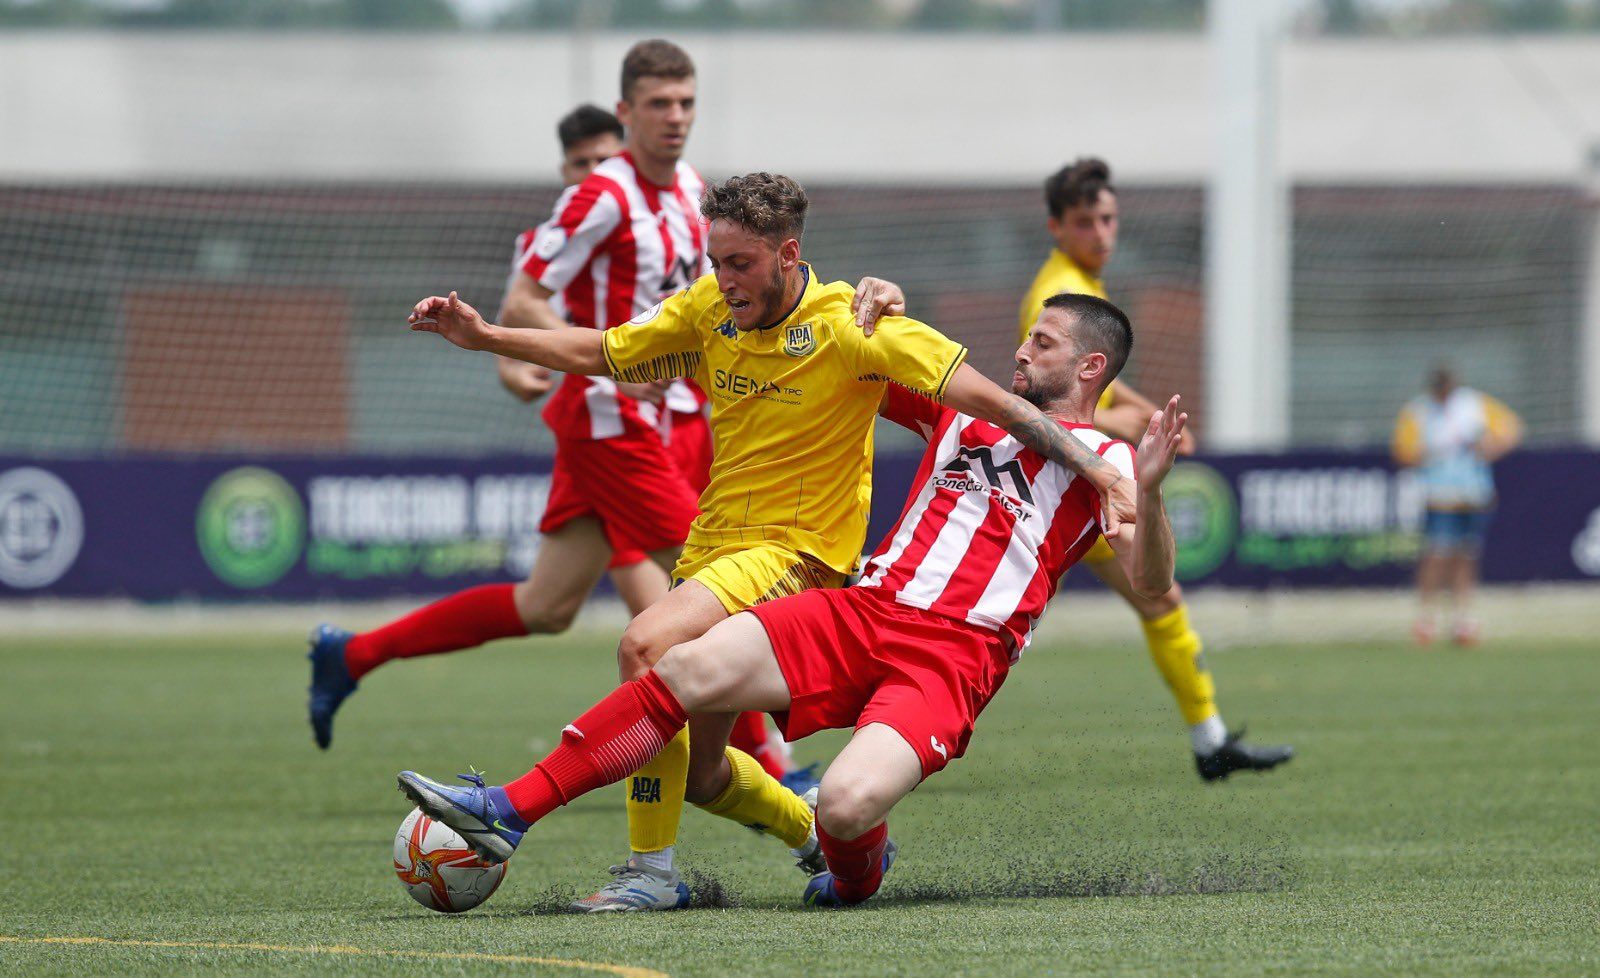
1195;728;1293;782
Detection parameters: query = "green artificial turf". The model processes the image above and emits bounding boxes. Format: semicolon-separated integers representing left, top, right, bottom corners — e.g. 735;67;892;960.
2;622;1596;976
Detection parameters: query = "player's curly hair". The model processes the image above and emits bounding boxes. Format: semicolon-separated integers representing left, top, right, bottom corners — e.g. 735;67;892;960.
700;172;809;243
1044;157;1114;218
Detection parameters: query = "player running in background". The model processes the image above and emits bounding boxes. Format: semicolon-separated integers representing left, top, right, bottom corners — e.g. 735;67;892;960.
394;293;1183;910
399;172;1139;910
1020;158;1291;780
1391;365;1522;645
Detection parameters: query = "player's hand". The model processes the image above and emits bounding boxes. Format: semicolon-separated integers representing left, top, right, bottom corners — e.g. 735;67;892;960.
852;277;907;335
509;363;555;402
617;379;671;404
1100;475;1139;539
1135;395;1189;488
409;291;495;351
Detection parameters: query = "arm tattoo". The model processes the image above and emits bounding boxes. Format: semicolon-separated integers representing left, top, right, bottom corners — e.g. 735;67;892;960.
997;394;1121;486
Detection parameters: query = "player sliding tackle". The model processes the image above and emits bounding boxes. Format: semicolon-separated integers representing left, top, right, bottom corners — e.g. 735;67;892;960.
398;292;1181;906
399;172;1139;910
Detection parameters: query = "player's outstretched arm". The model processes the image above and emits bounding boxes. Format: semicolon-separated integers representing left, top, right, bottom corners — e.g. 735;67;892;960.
409;291;609;376
942;363;1139;533
1110;395;1187;598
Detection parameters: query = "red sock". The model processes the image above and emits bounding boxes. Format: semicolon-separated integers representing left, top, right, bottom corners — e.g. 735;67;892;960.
501;671;688;824
817;820;889;905
344;583;526;681
729;712;786;780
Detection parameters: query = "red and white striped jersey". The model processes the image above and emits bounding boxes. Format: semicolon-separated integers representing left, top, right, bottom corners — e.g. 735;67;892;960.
858;386;1137;660
512;151;709;441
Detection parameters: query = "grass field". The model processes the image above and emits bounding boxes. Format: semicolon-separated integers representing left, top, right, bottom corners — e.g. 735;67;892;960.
3;618;1597;976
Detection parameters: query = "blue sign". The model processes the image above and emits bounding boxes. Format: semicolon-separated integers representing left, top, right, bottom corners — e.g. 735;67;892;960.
2;449;1597;600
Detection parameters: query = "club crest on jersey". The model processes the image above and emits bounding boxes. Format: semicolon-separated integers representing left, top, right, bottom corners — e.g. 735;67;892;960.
783;323;816;357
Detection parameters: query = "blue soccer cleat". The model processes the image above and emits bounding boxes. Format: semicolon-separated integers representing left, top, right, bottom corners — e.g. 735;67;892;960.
396;770;524;864
307;624;358;750
803;837;898;908
780;762;822;796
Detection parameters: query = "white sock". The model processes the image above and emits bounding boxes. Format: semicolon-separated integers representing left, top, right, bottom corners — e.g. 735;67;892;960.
631;846;674;874
1191;715;1227;756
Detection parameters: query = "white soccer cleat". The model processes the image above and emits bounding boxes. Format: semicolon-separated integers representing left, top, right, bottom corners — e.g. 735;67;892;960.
790;786;826;876
568;859;690;913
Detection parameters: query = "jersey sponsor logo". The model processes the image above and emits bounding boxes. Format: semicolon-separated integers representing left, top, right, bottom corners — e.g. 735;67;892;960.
944;446;1036;505
0;467;84;589
713;368;803;400
629;776;663;804
533;226;566;260
783;322;816;357
932;447;1036;522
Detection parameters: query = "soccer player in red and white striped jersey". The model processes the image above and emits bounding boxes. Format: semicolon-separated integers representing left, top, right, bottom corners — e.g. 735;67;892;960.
308;48;704;740
399;292;1185;908
307;44;805;883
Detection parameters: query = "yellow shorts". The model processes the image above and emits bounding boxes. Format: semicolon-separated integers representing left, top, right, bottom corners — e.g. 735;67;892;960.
1083;534;1116;564
672;541;847;614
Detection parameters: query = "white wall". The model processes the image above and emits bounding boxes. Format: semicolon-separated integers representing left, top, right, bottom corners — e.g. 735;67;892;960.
3;31;1598;183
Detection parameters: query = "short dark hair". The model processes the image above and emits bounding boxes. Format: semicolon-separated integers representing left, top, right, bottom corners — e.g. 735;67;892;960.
557;104;623;151
1040;292;1133;385
620;39;695;102
700;172;808;243
1044;157;1115;219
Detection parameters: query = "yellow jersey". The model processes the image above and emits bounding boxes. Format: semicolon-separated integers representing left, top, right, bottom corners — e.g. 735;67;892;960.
603;265;968;574
1019;250;1113;412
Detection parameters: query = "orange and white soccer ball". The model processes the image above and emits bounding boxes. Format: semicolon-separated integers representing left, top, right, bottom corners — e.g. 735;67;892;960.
393;807;507;913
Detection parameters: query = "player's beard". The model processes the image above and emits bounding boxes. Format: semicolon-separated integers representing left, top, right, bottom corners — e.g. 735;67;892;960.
754;264;789;327
1016;367;1072;409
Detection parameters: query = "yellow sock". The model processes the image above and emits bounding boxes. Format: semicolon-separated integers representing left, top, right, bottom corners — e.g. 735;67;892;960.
626;726;689;853
1141;603;1218;726
694;746;813;850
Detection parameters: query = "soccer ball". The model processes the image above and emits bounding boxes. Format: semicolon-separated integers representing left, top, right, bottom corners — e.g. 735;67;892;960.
392;807;507;913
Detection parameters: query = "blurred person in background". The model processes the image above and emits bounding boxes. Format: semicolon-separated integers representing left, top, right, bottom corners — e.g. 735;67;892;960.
1392;366;1522;646
1020;157;1292;781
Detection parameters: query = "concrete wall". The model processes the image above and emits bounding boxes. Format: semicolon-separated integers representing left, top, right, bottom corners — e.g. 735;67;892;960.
3;31;1599;183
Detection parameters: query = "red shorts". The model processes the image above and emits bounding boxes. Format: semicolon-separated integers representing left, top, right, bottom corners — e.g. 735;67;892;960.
540;428;699;563
751;587;1012;780
667;409;713;496
603;411;710;569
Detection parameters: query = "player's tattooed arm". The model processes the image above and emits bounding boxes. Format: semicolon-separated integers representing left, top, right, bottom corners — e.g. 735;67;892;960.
943;363;1139;532
409;292;609;375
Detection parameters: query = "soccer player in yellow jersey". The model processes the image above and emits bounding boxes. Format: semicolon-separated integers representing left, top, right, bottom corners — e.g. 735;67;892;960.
1023;158;1292;780
403;172;1138;910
